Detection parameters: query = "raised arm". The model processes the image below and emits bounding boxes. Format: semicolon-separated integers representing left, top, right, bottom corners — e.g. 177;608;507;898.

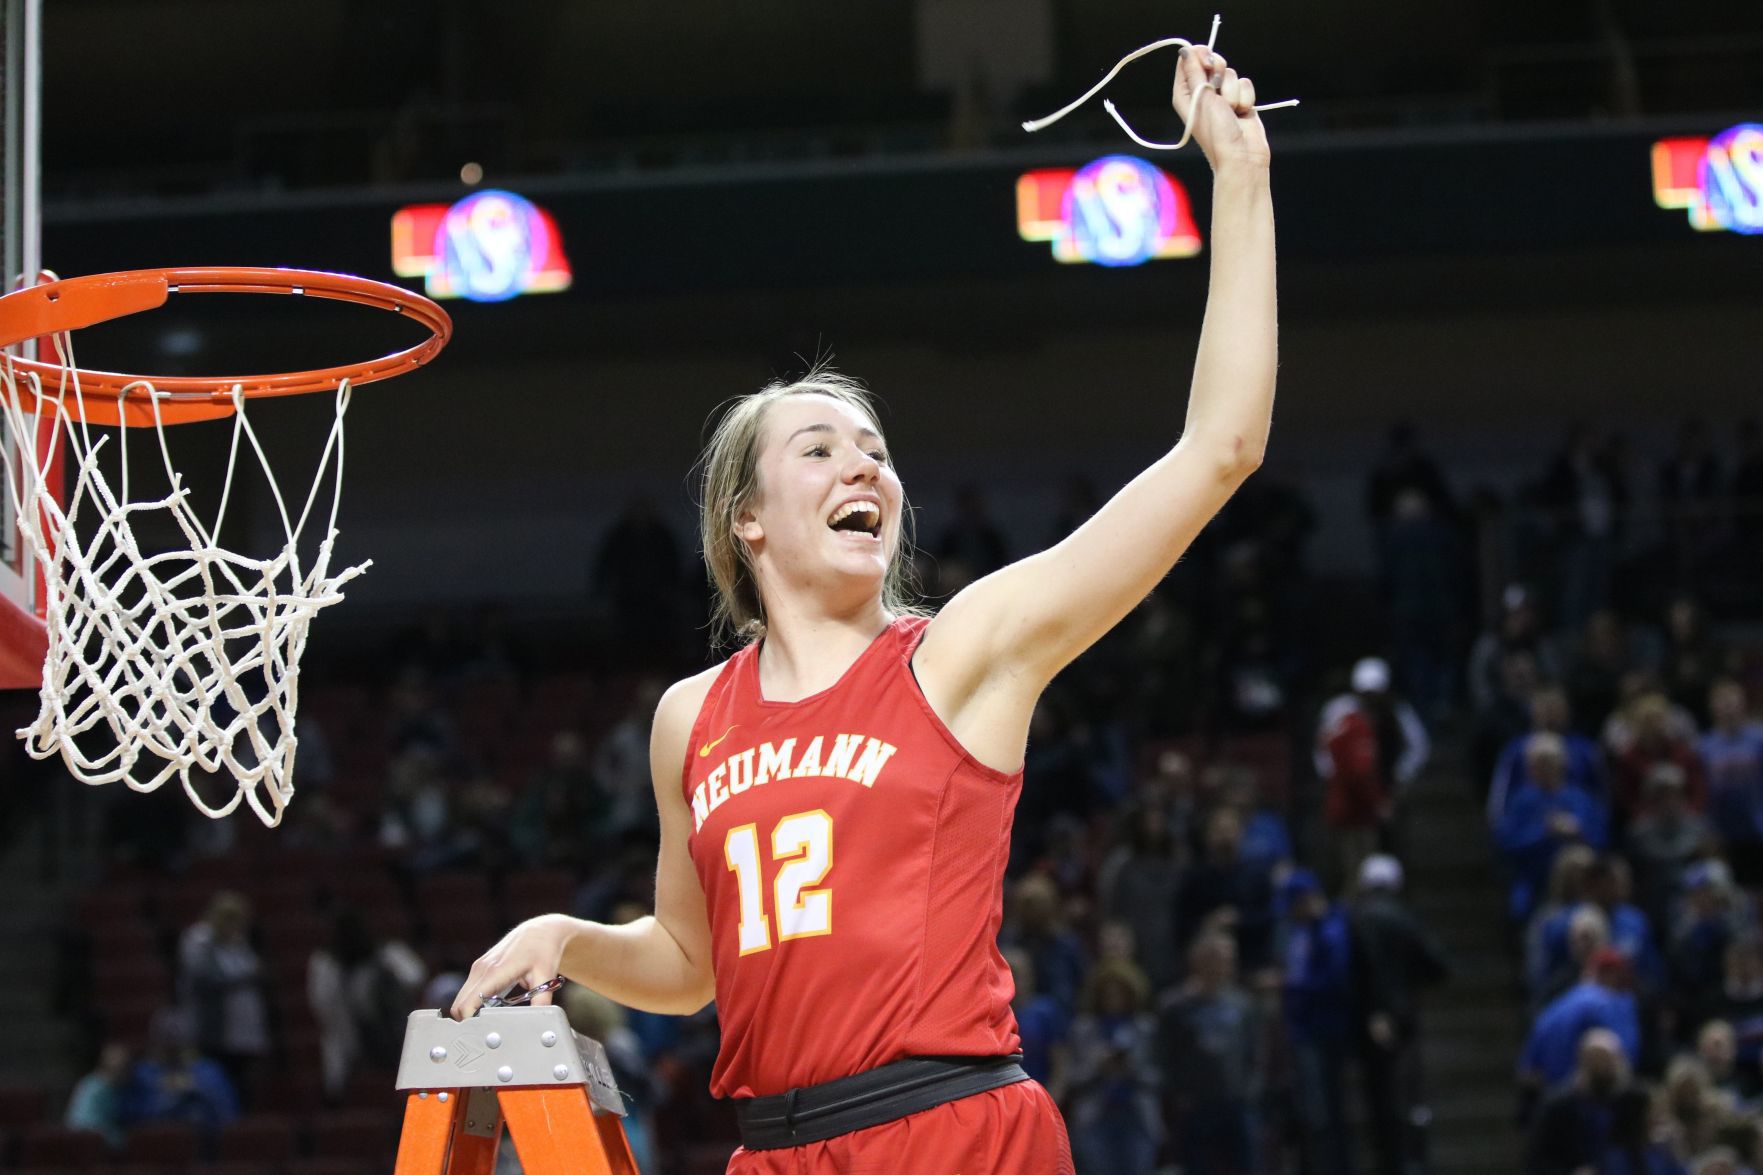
921;46;1276;701
451;672;718;1020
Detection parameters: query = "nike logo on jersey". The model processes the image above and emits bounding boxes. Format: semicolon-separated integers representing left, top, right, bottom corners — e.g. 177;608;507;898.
699;725;739;757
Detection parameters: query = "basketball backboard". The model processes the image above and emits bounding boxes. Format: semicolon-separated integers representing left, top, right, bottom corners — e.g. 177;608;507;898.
0;0;47;689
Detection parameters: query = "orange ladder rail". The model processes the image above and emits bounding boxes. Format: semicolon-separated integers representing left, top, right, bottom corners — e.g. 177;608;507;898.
392;1006;639;1175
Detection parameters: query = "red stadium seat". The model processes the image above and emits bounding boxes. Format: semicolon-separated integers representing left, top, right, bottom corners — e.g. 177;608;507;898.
257;1064;328;1114
284;1160;376;1175
216;1113;301;1162
502;869;577;921
307;1107;398;1160
17;1124;109;1164
0;1083;48;1125
120;1121;199;1163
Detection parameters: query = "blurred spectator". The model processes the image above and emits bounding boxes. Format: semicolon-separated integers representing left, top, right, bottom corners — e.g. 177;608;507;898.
1379;487;1464;717
1123;588;1201;738
1720;939;1763;1078
1276;868;1357;1175
64;1041;131;1148
1537;425;1627;629
1525;846;1600;999
1315;656;1430;883
1565;850;1671;995
1658;1055;1733;1164
308;909;428;1101
1468;584;1560;714
1629;765;1717;923
1064;958;1163;1175
1697;1019;1754;1107
120;1007;239;1138
1519;948;1640;1103
1672;861;1757;1034
1216;764;1294;879
1156;932;1263;1175
935;482;1009;583
594;678;666;843
1729;419;1763;569
1003;873;1089;1019
1488;684;1606;827
1659;419;1722;591
1661;598;1724;726
591;493;684;664
377;746;455;870
1533;904;1612;1012
1600;1084;1684;1175
386;668;457;760
511;729;608;869
1366;421;1456;536
1208;540;1301;732
1498;732;1611;923
1615;693;1709;827
1688;1147;1743;1175
1566;612;1647;740
1472;648;1542;805
1099;801;1186;989
1525;1027;1633;1174
1173;806;1276;973
1700;680;1763;886
1003;945;1069;1093
1350;854;1451;1175
176;891;270;1102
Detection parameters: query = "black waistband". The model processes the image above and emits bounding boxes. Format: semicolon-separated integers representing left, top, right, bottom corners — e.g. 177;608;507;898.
733;1054;1029;1151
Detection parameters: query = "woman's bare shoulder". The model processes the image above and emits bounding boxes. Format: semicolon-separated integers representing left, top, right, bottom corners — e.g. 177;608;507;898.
650;659;736;766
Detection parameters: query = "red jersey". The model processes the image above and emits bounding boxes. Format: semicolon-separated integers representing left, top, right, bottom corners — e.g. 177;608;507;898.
682;616;1022;1099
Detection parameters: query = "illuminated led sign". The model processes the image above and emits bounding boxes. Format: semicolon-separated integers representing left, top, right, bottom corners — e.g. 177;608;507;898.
1652;124;1763;236
1017;155;1201;266
392;190;573;301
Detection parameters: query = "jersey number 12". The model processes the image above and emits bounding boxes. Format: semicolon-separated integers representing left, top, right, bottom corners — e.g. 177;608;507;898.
724;809;833;954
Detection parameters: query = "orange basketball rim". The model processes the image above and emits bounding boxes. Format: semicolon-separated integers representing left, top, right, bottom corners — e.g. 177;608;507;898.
0;266;452;426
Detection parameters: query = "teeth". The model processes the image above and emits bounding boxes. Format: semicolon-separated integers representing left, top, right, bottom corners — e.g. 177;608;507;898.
827;501;881;528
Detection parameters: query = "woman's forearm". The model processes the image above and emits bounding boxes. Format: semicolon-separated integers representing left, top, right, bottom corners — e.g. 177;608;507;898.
1183;160;1277;467
557;914;716;1016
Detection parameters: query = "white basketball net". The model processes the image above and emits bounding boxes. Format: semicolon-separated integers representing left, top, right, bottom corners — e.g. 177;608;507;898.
0;335;368;826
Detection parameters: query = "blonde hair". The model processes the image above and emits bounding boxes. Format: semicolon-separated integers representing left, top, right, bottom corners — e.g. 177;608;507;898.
697;367;925;648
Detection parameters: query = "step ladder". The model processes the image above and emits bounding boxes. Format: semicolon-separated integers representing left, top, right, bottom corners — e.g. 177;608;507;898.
392;1005;639;1174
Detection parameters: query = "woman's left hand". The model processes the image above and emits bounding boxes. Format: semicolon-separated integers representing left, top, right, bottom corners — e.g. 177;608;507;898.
1172;45;1270;171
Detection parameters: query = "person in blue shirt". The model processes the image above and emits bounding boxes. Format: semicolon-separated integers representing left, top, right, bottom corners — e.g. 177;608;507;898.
1487;685;1606;825
1531;857;1666;1003
1003;945;1069;1092
119;1008;239;1143
1699;679;1763;886
1499;732;1611;924
1519;947;1641;1115
1278;868;1356;1175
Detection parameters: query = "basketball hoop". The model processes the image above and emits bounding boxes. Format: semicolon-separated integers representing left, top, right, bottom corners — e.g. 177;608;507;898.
0;267;451;825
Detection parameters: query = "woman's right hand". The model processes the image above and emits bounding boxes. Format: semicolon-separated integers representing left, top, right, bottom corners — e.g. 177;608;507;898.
448;913;582;1021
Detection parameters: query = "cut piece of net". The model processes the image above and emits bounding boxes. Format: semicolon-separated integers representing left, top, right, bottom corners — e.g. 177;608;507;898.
0;334;367;826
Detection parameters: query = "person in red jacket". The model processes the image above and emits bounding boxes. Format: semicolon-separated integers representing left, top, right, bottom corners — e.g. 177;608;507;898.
1315;657;1430;882
446;43;1278;1175
1612;691;1708;827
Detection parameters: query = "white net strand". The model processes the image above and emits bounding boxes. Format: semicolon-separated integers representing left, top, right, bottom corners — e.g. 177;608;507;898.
1020;15;1299;149
0;337;369;826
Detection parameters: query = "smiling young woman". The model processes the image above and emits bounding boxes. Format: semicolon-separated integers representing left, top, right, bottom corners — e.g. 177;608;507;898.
453;43;1276;1173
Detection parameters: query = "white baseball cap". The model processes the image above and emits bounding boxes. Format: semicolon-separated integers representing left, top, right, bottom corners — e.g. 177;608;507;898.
1352;657;1391;693
1359;853;1404;891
